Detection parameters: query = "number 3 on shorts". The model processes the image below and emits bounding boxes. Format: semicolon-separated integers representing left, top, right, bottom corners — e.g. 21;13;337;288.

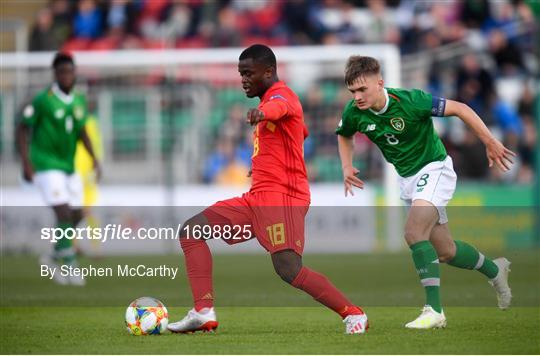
416;173;430;187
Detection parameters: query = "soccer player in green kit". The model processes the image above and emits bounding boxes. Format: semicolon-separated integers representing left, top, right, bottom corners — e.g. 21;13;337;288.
336;56;515;329
16;52;101;286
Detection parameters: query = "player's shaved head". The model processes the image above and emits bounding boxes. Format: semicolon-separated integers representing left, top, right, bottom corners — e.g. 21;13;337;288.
52;52;76;93
344;56;381;86
239;44;277;70
52;52;75;69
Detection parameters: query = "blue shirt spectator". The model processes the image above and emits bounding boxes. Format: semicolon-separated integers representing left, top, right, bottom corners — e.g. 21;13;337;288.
73;0;103;39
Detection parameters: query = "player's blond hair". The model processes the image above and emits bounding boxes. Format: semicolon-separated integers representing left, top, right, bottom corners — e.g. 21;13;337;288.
344;56;381;86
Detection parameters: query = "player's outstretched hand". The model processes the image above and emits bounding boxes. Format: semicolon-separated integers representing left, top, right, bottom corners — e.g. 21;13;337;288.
486;138;516;172
343;165;364;197
246;108;265;126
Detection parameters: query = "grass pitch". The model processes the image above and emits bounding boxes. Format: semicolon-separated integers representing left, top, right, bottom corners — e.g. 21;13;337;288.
1;252;539;354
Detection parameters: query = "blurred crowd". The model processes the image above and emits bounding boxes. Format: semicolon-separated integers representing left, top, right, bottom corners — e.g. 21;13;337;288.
27;0;538;185
29;0;538;53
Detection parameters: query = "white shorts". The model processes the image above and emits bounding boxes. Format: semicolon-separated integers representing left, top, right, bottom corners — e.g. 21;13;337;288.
398;156;457;224
33;170;83;207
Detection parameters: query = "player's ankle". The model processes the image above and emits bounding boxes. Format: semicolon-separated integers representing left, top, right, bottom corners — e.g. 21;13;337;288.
195;303;214;313
340;305;365;318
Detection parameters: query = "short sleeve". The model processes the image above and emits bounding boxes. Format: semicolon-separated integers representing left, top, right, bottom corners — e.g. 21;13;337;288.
335;101;357;137
21;96;40;127
410;89;433;119
410;89;447;118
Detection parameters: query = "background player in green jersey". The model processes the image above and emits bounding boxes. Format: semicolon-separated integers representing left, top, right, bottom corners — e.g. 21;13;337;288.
16;52;101;286
336;56;516;329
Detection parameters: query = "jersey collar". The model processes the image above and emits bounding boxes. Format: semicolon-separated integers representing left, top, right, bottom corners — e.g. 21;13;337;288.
368;88;390;115
261;81;286;102
52;82;74;104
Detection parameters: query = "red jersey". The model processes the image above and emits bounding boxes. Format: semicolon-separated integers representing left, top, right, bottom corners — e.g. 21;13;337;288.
250;81;310;202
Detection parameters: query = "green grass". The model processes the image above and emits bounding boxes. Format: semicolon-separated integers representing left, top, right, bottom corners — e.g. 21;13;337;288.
2;306;539;354
1;252;539;354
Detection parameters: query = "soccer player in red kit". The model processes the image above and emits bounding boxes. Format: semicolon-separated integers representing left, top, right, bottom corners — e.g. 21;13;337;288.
168;45;368;335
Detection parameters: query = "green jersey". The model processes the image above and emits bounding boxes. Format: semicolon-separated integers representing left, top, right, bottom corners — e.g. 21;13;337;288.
22;84;88;173
336;87;447;177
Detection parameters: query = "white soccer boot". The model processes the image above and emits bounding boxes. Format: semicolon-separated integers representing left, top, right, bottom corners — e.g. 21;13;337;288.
343;313;369;334
39;254;69;286
405;306;446;329
168;308;218;333
488;257;512;310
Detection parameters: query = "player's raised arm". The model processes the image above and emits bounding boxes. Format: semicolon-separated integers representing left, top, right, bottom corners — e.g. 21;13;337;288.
443;99;516;172
337;134;364;196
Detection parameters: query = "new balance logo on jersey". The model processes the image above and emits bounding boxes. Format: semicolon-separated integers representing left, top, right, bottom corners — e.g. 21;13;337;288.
365;124;376;132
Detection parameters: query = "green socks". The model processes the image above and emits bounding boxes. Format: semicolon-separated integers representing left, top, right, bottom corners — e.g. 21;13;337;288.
410;240;500;314
54;221;76;265
448;240;499;279
410;240;442;313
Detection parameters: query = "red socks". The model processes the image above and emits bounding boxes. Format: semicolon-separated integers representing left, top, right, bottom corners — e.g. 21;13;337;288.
180;237;214;311
291;266;364;318
180;238;363;318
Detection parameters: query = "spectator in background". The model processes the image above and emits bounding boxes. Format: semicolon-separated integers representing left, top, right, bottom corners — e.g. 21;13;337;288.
138;0;169;41
488;29;526;76
455;128;490;179
242;1;284;40
455;53;495;112
209;5;242;47
107;0;139;36
29;7;60;51
516;84;536;183
50;0;72;45
395;0;430;54
282;0;326;45
73;0;103;39
203;134;250;186
364;0;400;44
160;2;192;44
319;1;362;45
460;0;492;29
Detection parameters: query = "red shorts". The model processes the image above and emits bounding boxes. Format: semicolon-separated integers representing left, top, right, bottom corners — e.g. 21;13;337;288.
202;191;309;255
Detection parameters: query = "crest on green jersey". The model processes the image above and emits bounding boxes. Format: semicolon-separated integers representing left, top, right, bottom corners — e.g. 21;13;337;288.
74;106;84;120
390;117;405;131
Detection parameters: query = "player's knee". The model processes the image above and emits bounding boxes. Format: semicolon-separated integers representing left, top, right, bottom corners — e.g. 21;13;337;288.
272;251;302;284
72;209;83;226
404;229;423;245
53;204;72;223
435;244;456;263
179;213;209;241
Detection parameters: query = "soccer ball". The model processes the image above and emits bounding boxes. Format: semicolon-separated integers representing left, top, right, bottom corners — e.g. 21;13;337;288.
125;297;168;335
